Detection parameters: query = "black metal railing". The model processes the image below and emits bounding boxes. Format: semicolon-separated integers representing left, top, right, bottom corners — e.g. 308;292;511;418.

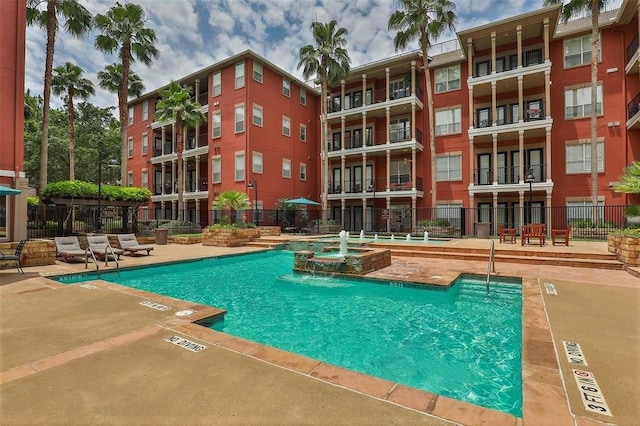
628;92;640;121
627;33;638;65
474;164;546;185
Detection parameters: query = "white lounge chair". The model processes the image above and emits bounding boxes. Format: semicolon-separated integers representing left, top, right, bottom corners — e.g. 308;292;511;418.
54;236;87;263
117;234;154;256
87;235;124;264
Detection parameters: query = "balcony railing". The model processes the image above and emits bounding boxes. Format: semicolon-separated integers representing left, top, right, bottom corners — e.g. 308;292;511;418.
326;83;422;113
153;142;174;157
474;164;546;186
627;33;639;65
628;93;640;121
329;176;423;194
328;127;422;152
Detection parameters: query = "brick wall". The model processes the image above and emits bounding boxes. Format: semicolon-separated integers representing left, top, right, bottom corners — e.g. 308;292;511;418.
0;239;56;270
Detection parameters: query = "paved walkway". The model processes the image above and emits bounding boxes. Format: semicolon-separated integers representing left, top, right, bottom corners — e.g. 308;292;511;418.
0;238;638;425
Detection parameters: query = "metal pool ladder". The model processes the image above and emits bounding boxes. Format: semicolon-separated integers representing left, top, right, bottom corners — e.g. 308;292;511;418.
486;240;496;291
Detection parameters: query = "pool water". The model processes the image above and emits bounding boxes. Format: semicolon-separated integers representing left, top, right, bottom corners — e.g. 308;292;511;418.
57;251;522;416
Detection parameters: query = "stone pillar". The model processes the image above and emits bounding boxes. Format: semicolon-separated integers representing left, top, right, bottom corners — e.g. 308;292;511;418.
492;133;498;184
517;25;522;68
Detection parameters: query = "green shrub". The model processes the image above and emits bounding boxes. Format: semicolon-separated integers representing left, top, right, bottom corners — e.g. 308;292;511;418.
41;180;151;202
417;219;451;227
624;205;640;216
27;196;39;206
207;223;256;231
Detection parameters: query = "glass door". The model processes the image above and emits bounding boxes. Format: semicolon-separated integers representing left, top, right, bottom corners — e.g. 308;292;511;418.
478;153;491;185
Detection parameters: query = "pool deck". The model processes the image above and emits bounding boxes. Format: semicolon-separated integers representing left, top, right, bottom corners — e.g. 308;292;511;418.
0;238;638;425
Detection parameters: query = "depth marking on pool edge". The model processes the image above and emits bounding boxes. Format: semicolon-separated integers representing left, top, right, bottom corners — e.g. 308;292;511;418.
165;336;206;352
572;369;611;416
563;341;588;366
79;283;98;290
140;301;170;311
544;282;557;296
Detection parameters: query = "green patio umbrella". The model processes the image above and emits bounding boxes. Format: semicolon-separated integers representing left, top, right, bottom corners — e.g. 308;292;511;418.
285;197;320;206
0;185;21;196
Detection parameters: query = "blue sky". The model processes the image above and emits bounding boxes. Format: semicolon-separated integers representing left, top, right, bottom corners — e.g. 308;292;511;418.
25;0;622;111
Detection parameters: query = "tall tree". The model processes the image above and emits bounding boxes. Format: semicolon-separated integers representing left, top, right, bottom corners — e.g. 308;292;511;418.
94;2;159;185
154;82;206;221
297;20;351;216
27;0;92;192
543;0;609;217
52;62;95;180
389;0;457;208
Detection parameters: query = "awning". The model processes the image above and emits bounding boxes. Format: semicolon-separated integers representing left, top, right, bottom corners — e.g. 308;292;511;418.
0;185;21;196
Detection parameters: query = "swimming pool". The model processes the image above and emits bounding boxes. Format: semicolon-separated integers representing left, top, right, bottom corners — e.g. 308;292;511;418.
57;251;522;416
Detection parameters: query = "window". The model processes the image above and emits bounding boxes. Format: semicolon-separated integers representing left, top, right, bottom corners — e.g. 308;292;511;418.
435;65;461;93
566;200;604;223
300;123;307;142
436;202;462;230
212;157;221;183
565;85;603;119
213;71;221;96
389;117;410;142
564;33;600;68
142;100;149;121
389;160;410;184
435;107;462;136
300;88;306;105
252;104;263;127
282;116;291;136
390;78;409;99
141;170;148;189
436;153;462;181
128;107;133;125
142;133;148;155
235;62;245;89
127;137;133;158
235;104;245;133
300;163;307;181
253;62;263;83
127;171;133;187
212;111;221;138
252;151;263;173
476;60;490;77
282;79;290;97
566;140;604;174
235;152;245;181
282;159;291;178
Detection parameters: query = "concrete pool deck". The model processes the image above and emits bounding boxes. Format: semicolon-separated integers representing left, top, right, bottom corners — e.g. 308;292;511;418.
0;238;638;425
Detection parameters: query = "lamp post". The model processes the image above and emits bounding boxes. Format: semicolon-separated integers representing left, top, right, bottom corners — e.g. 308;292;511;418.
367;180;376;232
525;167;535;225
96;151;120;234
247;178;258;225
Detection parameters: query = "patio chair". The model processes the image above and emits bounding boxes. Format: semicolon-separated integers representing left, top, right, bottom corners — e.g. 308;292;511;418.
551;225;571;246
54;236;87;263
87;235;124;263
498;224;517;243
0;239;26;273
117;233;154;256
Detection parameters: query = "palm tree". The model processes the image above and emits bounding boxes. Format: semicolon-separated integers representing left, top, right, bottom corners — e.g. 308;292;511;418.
154;82;206;221
388;0;457;208
94;2;159;185
613;162;640;195
213;191;250;224
27;0;92;192
543;0;610;219
52;62;95;180
97;63;145;97
297;20;351;216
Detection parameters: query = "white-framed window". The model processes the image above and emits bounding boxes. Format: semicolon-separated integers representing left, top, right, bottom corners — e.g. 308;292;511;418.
127;171;133;187
142;133;148;155
282;159;291;178
300;163;307;181
436;153;462;181
235;62;245;89
566;140;604;174
282;116;291;136
128;107;133;125
252;104;263;127
300;123;307;142
564;33;601;68
566;199;605;223
127;137;133;158
300;88;306;105
253;62;263;83
235;152;245;181
435;202;463;229
213;70;221;96
435;107;462;136
435;65;461;94
141;170;148;189
142;100;149;121
565;84;603;119
235;104;245;133
212;111;221;138
282;79;290;97
252;151;263;173
212;157;221;183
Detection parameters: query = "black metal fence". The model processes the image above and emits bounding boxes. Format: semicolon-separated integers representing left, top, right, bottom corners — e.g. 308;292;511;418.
28;204;633;241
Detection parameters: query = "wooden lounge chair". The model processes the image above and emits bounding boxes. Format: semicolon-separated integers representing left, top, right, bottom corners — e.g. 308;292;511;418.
87;235;124;263
117;233;154;256
521;224;546;246
0;240;26;273
498;224;517;243
54;236;87;263
551;225;571;246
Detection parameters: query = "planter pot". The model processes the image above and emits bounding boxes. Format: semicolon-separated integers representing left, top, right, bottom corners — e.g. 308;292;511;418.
608;234;640;266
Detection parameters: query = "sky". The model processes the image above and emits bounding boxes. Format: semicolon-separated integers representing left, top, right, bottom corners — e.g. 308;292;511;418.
25;0;623;112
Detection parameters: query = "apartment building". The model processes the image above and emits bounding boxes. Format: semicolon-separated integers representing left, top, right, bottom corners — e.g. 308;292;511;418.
126;51;319;225
127;1;638;233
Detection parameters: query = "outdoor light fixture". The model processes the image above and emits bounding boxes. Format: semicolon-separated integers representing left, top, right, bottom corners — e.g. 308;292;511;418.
367;180;376;232
525;167;535;225
247;178;258;226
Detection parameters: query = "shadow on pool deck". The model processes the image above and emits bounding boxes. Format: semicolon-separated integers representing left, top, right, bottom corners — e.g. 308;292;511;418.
0;239;638;425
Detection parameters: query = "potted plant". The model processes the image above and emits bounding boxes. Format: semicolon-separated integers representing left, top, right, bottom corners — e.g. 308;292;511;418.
624;205;640;227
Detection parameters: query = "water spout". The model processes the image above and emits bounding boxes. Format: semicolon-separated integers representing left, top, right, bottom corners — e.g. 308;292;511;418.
339;230;348;256
424;231;429;242
374;233;378;241
391;234;395;241
360;230;365;239
406;234;411;241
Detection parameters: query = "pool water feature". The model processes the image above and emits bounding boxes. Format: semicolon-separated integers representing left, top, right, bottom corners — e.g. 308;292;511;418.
56;251;523;416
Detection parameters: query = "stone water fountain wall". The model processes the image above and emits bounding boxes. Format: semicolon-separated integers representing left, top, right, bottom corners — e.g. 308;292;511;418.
293;247;391;276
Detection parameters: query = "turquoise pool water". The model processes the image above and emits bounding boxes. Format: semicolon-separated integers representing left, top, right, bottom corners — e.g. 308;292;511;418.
57;251;522;416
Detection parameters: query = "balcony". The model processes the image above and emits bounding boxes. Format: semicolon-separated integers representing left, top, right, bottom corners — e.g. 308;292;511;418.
328;176;424;199
626;34;639;74
327;128;423;156
470;102;550;138
473;164;547;186
628;93;640;130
